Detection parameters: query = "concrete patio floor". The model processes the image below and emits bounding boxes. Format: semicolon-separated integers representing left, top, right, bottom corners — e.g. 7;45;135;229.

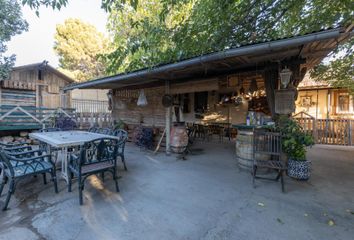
0;141;353;240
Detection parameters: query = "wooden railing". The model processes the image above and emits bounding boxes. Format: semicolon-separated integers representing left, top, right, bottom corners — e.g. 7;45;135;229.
293;112;353;146
0;105;113;131
74;112;113;130
0;105;76;130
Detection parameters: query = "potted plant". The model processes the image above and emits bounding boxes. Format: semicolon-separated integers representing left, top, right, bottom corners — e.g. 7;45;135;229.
276;116;314;180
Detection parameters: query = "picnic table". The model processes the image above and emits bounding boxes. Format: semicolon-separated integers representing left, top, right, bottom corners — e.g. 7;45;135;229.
29;130;119;183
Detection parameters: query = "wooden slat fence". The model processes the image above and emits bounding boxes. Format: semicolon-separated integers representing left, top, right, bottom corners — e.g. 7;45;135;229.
293;112;353;146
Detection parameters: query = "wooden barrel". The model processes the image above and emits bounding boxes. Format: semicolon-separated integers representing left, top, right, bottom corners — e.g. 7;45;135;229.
170;123;188;153
236;130;269;171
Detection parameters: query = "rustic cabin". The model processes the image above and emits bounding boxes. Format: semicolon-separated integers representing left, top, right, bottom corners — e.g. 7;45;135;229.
65;27;353;152
0;61;74;131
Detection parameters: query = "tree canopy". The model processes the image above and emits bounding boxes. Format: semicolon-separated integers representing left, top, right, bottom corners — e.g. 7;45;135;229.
0;0;28;80
54;18;110;81
19;0;354;93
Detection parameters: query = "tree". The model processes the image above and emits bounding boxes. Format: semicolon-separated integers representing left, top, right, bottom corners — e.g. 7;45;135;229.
311;40;354;95
54;18;110;81
0;0;28;80
22;0;354;90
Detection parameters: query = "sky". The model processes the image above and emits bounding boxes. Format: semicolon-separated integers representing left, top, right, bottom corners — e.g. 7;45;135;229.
7;0;108;68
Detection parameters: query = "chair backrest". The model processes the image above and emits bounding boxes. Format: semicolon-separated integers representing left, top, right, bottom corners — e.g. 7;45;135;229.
39;127;62;132
88;127;97;133
112;129;128;140
97;128;113;135
0;142;26;150
80;138;118;166
253;130;282;157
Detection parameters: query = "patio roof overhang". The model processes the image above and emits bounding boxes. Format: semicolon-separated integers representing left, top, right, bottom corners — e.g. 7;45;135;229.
64;26;353;91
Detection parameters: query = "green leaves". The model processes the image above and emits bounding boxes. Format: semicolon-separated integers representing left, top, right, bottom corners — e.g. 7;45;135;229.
105;0;353;76
276;116;314;161
0;0;28;80
53;19;110;82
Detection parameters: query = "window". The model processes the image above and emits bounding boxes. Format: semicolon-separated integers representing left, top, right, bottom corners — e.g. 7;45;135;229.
38;70;42;80
194;91;208;113
338;93;350;112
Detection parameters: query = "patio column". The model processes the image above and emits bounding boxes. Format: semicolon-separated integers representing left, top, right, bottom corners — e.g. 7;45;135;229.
165;80;171;155
264;68;279;119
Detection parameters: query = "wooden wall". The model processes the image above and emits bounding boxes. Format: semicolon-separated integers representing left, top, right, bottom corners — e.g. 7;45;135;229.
0;67;71;108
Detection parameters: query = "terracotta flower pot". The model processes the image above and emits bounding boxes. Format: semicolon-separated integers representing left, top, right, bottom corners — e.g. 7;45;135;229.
287;158;311;180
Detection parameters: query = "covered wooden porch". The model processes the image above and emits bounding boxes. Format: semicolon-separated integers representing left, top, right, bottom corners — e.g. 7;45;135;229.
64;26;353;153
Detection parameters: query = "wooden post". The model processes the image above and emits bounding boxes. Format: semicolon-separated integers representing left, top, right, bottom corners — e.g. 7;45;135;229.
0;84;2;105
165;80;171;155
263;68;279;119
348;120;352;146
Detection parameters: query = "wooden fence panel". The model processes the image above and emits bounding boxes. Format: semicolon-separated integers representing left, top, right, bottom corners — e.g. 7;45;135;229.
294;112;353;146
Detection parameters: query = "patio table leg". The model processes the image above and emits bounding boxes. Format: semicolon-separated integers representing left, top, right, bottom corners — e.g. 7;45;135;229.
60;147;69;183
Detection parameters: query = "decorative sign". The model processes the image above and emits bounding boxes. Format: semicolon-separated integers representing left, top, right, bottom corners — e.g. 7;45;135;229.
275;89;296;114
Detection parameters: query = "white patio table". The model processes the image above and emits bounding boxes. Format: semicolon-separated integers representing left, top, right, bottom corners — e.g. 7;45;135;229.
29;130;119;183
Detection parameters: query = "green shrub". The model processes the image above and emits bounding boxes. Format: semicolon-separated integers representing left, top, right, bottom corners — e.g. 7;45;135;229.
276;116;314;161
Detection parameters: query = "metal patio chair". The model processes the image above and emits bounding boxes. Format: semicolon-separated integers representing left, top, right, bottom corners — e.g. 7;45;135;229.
112;129;128;171
67;138;119;205
97;128;113;135
38;127;62;132
252;131;287;192
88;127;98;133
0;150;58;210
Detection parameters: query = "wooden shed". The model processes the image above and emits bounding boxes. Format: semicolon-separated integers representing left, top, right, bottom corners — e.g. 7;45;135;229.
0;61;73;108
0;61;75;131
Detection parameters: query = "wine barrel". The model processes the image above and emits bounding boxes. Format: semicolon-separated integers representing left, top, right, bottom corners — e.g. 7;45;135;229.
170;123;188;153
236;130;269;171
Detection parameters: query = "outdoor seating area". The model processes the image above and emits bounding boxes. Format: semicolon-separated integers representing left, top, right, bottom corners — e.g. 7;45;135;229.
0;127;128;208
0;141;353;239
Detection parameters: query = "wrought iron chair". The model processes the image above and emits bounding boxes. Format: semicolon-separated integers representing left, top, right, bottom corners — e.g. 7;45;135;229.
252;131;287;192
38;127;62;132
97;128;113;135
67;138;120;205
88;127;98;133
112;129;128;171
0;150;58;210
0;142;33;174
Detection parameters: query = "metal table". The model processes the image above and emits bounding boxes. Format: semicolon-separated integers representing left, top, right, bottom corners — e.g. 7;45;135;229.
29;130;119;183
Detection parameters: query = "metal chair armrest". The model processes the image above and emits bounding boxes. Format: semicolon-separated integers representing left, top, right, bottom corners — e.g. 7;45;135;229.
4;145;32;151
6;149;45;158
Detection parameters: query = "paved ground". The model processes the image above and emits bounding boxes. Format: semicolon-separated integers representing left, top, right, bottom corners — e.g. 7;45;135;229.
0;141;353;240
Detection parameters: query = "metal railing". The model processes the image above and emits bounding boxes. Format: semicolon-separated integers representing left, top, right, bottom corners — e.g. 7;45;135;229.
71;99;109;113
